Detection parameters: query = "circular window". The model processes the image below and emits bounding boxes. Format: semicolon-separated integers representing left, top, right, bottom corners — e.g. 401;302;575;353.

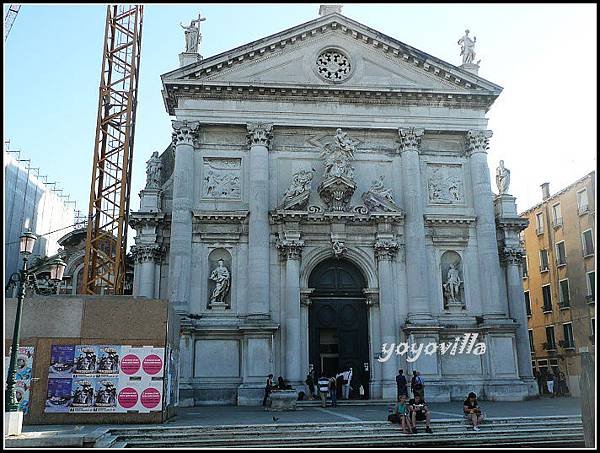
316;49;351;82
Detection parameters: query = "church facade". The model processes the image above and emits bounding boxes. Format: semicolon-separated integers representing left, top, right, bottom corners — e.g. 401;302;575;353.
130;9;537;405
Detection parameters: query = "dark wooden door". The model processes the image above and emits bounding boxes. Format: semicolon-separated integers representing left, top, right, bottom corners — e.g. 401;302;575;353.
308;259;370;398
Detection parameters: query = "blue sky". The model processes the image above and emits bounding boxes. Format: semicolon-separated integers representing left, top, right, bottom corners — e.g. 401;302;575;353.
4;3;597;225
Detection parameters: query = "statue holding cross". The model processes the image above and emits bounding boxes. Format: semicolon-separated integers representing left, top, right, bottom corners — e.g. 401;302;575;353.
180;13;206;54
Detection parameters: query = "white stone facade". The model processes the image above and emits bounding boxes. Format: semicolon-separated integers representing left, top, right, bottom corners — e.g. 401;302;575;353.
131;11;537;405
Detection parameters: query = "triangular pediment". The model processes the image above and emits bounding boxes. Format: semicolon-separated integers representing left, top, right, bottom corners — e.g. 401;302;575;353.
162;12;502;111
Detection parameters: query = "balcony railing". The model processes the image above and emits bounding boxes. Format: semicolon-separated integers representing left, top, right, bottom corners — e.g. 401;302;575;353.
542;342;557;351
578;204;589;215
558;340;575;350
542;305;553;313
552;217;563;228
536;227;544;235
583;245;595;257
586;294;595;304
558;301;571;309
556;258;567;267
540;265;549;273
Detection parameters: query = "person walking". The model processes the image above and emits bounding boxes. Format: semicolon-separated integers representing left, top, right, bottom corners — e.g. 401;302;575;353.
305;371;315;400
329;374;338;407
262;374;274;407
318;371;330;408
534;369;543;396
546;372;555;397
342;368;351;400
396;370;408;400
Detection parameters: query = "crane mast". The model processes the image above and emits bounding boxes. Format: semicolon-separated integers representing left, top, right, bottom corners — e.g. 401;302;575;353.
83;4;143;295
4;4;21;40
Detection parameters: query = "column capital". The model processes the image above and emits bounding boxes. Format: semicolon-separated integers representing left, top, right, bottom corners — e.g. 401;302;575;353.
398;127;425;153
246;122;273;148
374;239;399;261
131;243;164;264
300;288;314;307
363;288;380;308
466;129;493;156
499;245;523;265
172;120;200;147
276;239;305;260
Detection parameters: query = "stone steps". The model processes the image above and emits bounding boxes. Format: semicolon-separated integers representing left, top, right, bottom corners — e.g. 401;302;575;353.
95;416;584;448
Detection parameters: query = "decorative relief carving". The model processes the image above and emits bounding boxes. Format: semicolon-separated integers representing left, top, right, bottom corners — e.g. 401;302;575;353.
172;120;200;146
466;130;493;155
362;175;401;213
246;123;273;148
363;288;380;308
374;239;399;261
202;158;241;199
318;128;357;211
398;127;424;153
427;164;465;204
276;239;305;260
331;240;347;258
279;168;315;210
316;49;351;82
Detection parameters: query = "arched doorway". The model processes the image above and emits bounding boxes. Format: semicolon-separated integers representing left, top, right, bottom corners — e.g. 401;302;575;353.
308;258;370;399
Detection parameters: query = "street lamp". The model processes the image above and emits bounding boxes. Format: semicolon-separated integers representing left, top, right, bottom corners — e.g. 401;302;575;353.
4;230;66;435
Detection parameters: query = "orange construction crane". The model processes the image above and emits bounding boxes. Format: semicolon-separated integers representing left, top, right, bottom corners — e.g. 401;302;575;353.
4;4;21;40
83;5;143;295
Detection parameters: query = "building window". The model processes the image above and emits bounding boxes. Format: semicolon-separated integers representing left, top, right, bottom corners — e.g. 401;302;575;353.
549;358;560;376
522;255;528;278
540;249;549;272
558;279;570;308
542;285;552;312
545;326;556;350
562;323;575;349
524;291;531;316
577;188;589;215
528;329;535;353
582;229;594;256
587;271;595;302
552;203;563;228
536;212;544;235
555;241;567;266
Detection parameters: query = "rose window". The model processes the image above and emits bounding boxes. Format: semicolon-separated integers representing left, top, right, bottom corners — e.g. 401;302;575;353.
316;50;351;82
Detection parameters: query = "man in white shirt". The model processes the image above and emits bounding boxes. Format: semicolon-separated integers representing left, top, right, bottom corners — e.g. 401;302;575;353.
341;367;352;399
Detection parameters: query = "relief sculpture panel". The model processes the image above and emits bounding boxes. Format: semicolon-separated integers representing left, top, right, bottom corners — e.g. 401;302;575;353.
426;163;465;205
202;158;242;199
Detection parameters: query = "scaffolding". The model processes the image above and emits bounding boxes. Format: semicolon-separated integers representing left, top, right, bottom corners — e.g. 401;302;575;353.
4;4;20;40
83;5;143;295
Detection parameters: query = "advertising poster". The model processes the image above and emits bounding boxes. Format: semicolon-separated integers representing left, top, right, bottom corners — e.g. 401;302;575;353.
73;345;99;376
12;346;35;414
97;346;120;376
69;377;95;413
45;378;73;413
94;377;118;411
48;344;76;377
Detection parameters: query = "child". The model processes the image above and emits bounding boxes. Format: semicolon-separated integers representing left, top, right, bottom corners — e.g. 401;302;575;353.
396;394;413;434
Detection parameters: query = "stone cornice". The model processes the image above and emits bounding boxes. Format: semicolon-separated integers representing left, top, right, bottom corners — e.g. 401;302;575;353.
192;210;249;224
424;214;477;226
163;84;495;115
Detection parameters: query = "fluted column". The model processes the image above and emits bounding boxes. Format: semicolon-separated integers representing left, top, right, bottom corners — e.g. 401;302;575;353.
246;123;273;318
398;128;431;322
132;244;162;298
168;120;199;313
501;246;534;380
277;239;304;386
375;239;399;399
467;130;505;318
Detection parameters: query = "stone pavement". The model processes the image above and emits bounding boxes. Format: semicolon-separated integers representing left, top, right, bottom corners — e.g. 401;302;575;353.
7;396;580;445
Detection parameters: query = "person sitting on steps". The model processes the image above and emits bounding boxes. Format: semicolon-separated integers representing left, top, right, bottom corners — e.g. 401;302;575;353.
463;392;485;431
408;394;433;434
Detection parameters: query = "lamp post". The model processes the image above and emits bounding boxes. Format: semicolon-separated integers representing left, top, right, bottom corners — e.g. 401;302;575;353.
4;230;66;435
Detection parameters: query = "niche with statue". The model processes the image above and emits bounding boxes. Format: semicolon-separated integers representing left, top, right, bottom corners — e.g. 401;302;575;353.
440;251;465;310
207;248;232;310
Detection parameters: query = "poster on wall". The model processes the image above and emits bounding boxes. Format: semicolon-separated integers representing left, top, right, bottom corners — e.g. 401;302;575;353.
7;346;35;414
45;345;165;414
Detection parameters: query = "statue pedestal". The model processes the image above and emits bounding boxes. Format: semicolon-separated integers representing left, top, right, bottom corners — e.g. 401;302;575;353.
209;300;228;311
494;193;518;217
460;62;479;75
139;188;161;212
179;52;202;67
268;390;298;411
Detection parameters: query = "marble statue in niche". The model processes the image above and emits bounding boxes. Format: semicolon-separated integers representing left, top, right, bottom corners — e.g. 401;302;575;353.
427;165;465;204
495;160;511;194
441;251;465;309
203;158;241;199
209;259;230;305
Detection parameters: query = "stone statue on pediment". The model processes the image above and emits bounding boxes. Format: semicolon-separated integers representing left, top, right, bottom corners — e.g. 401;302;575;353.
280;168;316;210
458;29;477;65
145;151;162;189
181;13;206;53
369;176;394;204
495;160;511;194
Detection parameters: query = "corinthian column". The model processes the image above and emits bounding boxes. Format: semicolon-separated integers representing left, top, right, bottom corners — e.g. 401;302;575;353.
466;130;505;318
277;239;304;387
131;244;163;298
169;120;199;314
375;239;400;399
398;128;431;322
246;123;273;318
